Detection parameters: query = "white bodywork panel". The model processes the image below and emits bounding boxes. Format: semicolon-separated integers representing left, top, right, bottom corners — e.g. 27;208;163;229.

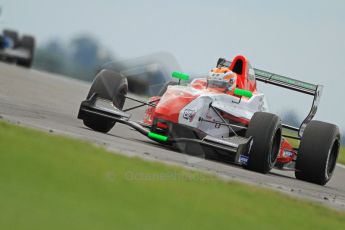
175;84;269;138
211;93;268;120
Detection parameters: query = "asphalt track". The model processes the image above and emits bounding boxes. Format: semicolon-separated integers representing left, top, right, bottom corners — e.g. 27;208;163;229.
1;62;345;211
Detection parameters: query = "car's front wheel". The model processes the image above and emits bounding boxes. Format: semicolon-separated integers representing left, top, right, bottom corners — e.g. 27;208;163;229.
244;112;282;174
81;69;128;133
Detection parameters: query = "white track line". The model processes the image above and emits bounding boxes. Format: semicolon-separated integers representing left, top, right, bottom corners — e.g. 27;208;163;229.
337;163;345;170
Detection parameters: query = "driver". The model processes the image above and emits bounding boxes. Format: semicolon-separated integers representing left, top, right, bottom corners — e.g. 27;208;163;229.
207;67;237;93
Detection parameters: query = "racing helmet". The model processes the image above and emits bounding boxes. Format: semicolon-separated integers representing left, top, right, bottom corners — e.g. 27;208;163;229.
207;67;237;92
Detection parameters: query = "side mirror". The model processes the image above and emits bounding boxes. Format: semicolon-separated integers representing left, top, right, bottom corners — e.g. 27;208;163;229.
172;71;190;82
234;88;253;98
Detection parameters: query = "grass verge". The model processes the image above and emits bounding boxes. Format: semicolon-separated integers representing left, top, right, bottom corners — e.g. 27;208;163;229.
1;120;345;230
339;146;345;165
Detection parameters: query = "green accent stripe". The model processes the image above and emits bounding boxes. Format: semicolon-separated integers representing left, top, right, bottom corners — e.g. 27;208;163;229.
148;132;168;142
234;88;253;98
172;71;190;81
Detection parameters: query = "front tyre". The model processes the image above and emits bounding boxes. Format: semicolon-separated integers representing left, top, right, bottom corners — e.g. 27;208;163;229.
82;69;128;133
295;120;340;185
245;112;282;174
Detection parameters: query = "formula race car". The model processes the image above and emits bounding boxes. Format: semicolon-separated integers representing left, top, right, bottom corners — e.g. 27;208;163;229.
0;29;35;68
78;55;340;185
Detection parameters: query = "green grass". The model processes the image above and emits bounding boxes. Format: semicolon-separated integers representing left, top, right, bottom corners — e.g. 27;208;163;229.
339;146;345;165
1;121;345;230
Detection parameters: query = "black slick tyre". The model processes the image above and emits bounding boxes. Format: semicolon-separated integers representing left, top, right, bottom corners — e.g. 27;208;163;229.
17;36;35;68
3;29;18;47
295;120;340;185
245;112;282;174
82;69;128;133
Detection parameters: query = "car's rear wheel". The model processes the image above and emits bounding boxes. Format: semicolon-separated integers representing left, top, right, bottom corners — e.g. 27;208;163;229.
244;112;282;174
295;120;340;185
82;69;128;133
3;29;18;47
17;36;35;68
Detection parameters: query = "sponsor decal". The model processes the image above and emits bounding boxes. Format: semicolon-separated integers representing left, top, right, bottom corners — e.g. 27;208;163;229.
283;150;294;158
183;109;196;122
239;155;249;165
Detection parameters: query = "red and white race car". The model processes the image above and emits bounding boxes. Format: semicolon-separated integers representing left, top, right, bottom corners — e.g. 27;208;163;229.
78;55;341;185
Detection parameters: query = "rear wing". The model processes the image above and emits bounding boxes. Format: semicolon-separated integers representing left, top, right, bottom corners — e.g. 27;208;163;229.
217;58;323;138
254;69;317;96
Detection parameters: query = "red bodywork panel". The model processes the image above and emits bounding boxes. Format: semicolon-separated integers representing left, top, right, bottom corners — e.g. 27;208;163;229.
143;89;198;125
277;139;297;164
229;55;257;92
152;89;198;123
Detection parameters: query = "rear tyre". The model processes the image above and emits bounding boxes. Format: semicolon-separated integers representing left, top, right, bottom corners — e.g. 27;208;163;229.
0;35;5;48
82;69;128;133
3;29;18;47
295;120;340;185
158;81;178;96
17;36;35;68
245;112;282;174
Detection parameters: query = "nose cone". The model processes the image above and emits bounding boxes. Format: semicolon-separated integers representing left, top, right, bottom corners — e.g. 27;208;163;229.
154;88;197;123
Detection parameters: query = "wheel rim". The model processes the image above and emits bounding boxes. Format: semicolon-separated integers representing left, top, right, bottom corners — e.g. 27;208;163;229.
326;140;339;180
113;87;127;109
269;130;281;167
